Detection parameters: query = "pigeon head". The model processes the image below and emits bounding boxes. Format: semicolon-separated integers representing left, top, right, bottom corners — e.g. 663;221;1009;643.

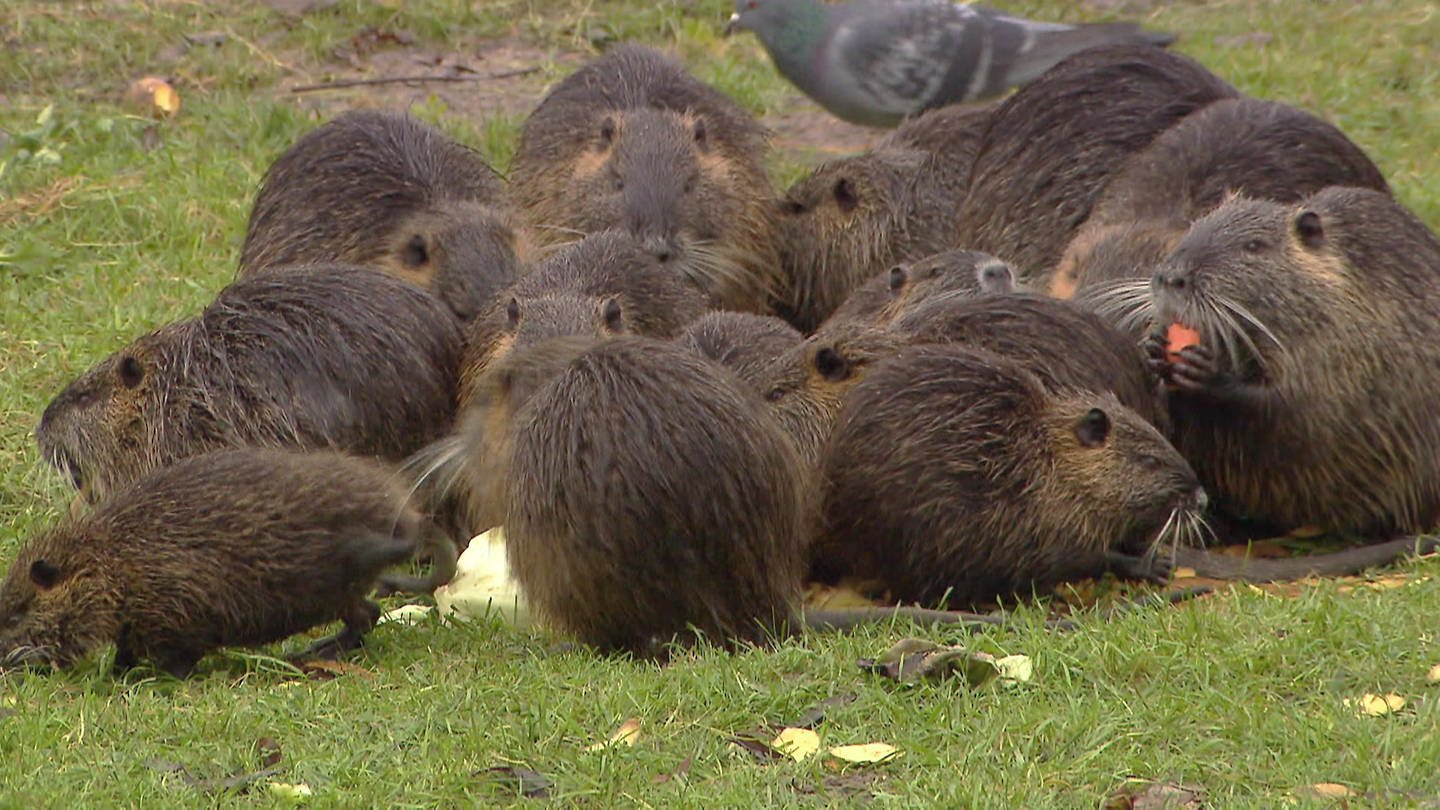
725;0;830;68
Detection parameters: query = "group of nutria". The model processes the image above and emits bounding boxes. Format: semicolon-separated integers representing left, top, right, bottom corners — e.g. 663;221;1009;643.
4;41;1439;676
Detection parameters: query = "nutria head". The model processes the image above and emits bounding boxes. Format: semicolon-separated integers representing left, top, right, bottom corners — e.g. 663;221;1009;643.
378;200;522;321
675;311;803;388
821;248;1016;333
0;524;120;671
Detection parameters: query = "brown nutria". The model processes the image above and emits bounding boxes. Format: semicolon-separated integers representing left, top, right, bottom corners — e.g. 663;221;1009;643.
1054;219;1188;301
1053;97;1390;299
508;44;782;313
237;110;521;321
1123;186;1440;538
675;311;804;388
776;107;996;332
954;46;1238;283
36;265;463;506
460;336;807;656
890;292;1168;431
820;248;1016;333
456;231;709;408
0;448;456;678
816;344;1204;605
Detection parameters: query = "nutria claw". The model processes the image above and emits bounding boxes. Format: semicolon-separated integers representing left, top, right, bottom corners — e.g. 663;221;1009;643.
1104;549;1174;584
1168;344;1218;393
1141;329;1172;380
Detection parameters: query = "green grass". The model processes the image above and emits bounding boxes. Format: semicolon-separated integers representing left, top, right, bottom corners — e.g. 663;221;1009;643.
3;0;1440;805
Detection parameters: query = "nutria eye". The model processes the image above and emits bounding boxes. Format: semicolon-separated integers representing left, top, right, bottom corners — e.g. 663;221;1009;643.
599;117;616;145
683;173;698;195
29;559;61;590
505;297;521;327
765;387;785;402
692;118;708;150
610;170;625;192
118;356;144;389
1075;407;1111;448
400;234;428;267
601;296;624;332
814;346;850;382
782;200;806;216
1243;239;1266;254
886;265;907;292
833;178;858;213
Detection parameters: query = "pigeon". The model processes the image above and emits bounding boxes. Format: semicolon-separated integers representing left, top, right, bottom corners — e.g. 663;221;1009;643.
725;0;1176;127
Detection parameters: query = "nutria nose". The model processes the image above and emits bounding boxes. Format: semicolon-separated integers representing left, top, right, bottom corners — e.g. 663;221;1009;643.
641;235;676;264
1191;487;1208;511
978;260;1012;290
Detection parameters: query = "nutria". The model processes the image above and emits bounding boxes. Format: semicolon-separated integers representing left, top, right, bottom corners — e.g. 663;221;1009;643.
890;292;1168;431
509;44;782;313
953;46;1238;283
1128;186;1440;538
456;336;806;656
0;448;456;677
820;248;1016;333
237;110;520;321
1055;219;1188;301
816;344;1203;605
777;107;994;331
675;311;804;388
36;265;462;505
456;231;709;408
1053;97;1389;298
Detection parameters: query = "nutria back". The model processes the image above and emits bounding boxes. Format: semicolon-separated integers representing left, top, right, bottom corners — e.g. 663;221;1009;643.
891;292;1168;431
0;449;420;675
817;345;1203;606
675;311;803;389
954;46;1238;283
820;248;1016;333
457;231;709;407
777;106;993;331
238;110;519;320
1144;186;1440;536
493;336;806;655
36;265;463;504
1055;97;1390;299
509;45;781;313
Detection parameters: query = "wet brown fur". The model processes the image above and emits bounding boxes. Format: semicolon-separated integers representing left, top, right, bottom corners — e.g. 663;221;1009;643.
238;110;520;320
0;449;435;677
820;248;1016;333
36;265;463;505
675;311;804;389
509;45;781;313
817;345;1203;605
954;46;1238;284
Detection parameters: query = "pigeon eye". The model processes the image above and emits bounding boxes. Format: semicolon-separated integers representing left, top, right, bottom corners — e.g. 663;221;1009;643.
747;0;758;7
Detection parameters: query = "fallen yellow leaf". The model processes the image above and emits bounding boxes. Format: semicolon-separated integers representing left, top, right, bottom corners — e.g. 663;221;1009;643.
771;727;821;762
586;717;642;751
1173;566;1198;579
128;76;180;116
376;604;434;626
1347;693;1405;716
996;654;1033;686
266;782;313;801
827;743;900;764
1300;783;1355;799
1427;663;1440;685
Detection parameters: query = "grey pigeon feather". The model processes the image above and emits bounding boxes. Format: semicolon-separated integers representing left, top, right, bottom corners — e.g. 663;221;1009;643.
727;0;1175;127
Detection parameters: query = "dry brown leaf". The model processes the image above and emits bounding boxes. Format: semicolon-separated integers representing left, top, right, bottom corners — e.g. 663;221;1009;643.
255;737;282;768
586;717;642;751
652;756;692;784
1103;780;1203;809
788;694;856;729
295;660;376;681
857;638;1004;686
478;766;553;799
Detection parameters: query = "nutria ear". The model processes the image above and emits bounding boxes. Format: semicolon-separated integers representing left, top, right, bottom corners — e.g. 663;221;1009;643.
600;296;625;333
117;356;144;390
691;118;708;151
505;297;521;328
29;560;61;590
886;265;908;292
814;345;851;382
1075;407;1111;448
399;234;429;267
779;197;806;216
832;177;858;214
1294;209;1325;249
598;116;617;146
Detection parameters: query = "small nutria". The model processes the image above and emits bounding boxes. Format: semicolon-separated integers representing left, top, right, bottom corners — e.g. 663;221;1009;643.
36;265;463;505
1130;186;1440;537
954;46;1238;283
1053;97;1390;299
817;344;1204;605
675;311;804;388
1055;219;1187;301
238;110;521;321
461;336;807;656
777;107;994;331
456;231;710;407
820;248;1016;333
509;44;782;313
0;449;456;677
890;292;1168;431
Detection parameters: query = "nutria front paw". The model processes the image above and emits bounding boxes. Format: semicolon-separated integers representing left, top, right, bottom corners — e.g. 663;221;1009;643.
1141;330;1172;381
1105;550;1174;584
1169;344;1218;393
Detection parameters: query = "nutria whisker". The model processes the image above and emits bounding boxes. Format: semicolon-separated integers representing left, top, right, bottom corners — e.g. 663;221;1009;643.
1081;278;1155;335
684;240;776;304
1213;290;1286;357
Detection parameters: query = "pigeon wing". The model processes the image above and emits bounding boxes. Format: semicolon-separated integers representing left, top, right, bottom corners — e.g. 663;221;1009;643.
833;2;991;117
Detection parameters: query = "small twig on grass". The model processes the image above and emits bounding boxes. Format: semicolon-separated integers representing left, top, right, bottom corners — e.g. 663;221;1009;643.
290;67;540;93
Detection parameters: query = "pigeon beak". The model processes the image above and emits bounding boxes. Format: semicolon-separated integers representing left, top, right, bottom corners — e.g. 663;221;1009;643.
723;13;740;37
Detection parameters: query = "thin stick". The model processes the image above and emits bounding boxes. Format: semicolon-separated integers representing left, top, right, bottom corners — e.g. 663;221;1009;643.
290;67;539;94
